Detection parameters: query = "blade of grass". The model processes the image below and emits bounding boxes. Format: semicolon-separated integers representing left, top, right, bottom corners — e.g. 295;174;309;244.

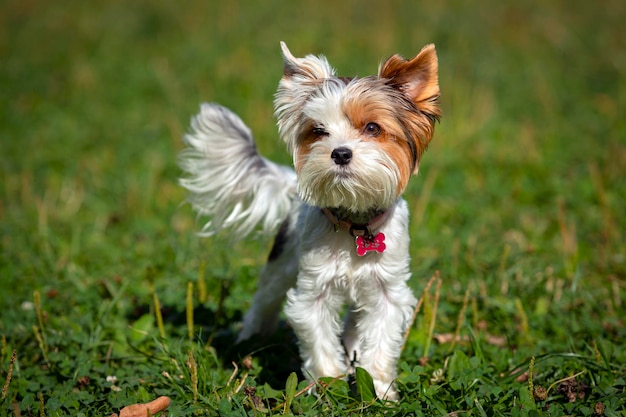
197;260;207;304
187;281;194;342
284;372;298;413
151;284;166;340
448;287;470;354
1;349;16;400
422;275;442;359
187;349;198;404
402;272;438;352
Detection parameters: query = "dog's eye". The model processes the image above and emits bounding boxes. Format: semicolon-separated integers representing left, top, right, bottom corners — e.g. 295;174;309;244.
312;126;329;137
364;122;382;137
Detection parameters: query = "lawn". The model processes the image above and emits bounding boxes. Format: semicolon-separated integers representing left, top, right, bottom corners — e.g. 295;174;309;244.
1;0;625;415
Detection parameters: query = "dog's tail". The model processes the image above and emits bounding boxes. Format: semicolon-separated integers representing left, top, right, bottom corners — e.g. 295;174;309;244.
179;103;297;239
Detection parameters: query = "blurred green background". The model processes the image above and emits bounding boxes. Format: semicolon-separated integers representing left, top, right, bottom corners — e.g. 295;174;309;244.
2;0;623;301
0;0;624;414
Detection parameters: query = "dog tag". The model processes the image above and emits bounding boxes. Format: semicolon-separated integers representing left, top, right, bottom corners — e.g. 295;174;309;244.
355;233;386;256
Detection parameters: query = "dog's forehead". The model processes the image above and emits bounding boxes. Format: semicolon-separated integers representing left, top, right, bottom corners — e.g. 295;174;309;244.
300;77;397;132
307;77;386;106
303;92;351;131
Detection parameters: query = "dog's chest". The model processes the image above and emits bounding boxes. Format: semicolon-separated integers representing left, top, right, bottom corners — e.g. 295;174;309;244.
298;227;385;292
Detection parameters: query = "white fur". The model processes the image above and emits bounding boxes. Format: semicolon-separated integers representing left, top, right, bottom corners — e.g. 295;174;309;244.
284;201;415;400
179;102;415;400
179;42;439;401
179;103;296;238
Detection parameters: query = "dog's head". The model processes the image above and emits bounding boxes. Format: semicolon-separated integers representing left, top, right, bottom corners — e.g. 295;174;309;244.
274;42;440;213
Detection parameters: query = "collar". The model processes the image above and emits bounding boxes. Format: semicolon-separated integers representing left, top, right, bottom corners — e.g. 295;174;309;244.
321;207;390;238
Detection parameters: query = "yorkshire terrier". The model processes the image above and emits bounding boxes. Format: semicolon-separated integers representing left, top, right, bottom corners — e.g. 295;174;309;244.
179;42;440;400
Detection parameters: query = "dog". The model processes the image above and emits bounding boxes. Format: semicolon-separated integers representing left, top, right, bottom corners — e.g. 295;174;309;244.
179;41;440;400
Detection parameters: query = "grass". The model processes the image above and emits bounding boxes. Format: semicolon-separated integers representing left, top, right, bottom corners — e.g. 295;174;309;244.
1;0;625;415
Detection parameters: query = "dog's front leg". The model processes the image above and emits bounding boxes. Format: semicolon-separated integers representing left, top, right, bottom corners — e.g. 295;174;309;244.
354;279;416;401
285;279;347;383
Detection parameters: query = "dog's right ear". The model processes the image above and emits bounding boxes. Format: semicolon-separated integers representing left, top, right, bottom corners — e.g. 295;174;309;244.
280;41;335;81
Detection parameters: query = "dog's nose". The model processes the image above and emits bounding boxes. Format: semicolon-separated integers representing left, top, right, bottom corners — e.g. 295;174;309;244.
331;147;352;165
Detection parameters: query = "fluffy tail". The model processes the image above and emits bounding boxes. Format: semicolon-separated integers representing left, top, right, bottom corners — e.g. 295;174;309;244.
179;103;297;239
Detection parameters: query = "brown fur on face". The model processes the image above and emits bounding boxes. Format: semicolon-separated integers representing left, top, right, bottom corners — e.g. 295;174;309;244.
341;81;418;194
276;42;440;211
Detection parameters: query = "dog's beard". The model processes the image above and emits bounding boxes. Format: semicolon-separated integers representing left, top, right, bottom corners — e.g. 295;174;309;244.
296;141;400;213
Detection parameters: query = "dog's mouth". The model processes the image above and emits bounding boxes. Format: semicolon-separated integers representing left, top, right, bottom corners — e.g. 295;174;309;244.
296;153;400;212
332;165;353;178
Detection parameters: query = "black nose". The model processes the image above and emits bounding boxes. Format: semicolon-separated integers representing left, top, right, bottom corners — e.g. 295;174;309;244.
331;147;352;165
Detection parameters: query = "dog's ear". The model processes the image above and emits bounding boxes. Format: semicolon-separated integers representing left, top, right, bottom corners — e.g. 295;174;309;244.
280;42;303;77
275;42;335;152
280;41;335;81
379;44;440;118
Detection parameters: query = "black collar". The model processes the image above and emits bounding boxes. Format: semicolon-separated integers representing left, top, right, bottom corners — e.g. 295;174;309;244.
321;208;390;238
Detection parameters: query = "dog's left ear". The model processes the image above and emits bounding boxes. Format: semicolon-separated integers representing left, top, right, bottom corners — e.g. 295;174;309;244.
379;44;440;118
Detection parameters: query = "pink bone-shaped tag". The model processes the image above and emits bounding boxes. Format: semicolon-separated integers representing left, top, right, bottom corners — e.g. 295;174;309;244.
355;232;386;256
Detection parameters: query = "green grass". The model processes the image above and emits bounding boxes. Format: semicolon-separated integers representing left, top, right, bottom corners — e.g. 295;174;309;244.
1;0;625;415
